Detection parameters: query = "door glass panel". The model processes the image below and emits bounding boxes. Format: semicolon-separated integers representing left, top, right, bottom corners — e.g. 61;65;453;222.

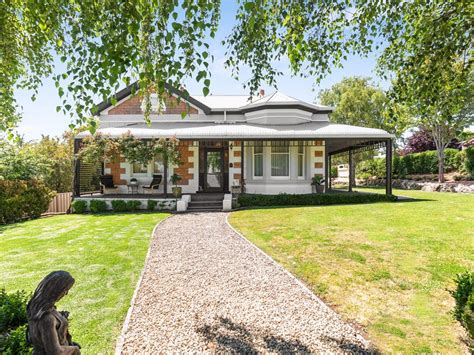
206;151;222;189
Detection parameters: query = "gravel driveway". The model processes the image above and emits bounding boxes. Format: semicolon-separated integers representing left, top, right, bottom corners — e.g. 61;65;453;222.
118;212;370;353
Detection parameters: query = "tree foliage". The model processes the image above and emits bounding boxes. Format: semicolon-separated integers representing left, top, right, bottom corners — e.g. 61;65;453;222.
1;0;472;141
1;0;221;135
318;77;410;137
403;127;462;155
0;135;74;192
78;133;182;167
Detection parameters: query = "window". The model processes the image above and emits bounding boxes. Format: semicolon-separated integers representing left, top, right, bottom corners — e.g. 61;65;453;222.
297;143;305;178
253;146;263;178
153;155;164;174
271;143;289;177
132;163;148;174
140;93;167;113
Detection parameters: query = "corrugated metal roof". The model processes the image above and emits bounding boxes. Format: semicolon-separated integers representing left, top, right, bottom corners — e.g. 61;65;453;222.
191;91;333;112
77;122;394;139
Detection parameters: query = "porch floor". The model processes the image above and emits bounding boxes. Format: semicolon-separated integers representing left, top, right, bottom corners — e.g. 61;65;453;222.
78;192;227;199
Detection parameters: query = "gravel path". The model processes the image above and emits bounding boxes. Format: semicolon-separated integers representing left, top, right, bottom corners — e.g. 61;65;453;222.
118;212;370;354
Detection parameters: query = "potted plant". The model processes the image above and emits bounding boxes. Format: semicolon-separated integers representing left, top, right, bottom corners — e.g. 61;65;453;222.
231;180;241;194
311;175;325;193
170;173;182;198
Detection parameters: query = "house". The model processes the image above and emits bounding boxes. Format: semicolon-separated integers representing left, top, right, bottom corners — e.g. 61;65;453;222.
73;83;394;206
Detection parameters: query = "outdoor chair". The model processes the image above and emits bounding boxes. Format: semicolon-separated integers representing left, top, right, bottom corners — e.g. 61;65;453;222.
142;174;162;194
99;174;118;194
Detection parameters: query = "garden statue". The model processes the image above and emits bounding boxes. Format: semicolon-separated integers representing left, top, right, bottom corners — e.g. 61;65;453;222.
27;271;81;355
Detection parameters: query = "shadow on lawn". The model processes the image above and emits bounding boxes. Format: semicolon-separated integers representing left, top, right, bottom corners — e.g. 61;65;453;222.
196;316;372;354
237;196;434;212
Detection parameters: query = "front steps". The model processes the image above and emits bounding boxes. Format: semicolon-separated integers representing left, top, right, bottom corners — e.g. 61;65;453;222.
187;193;225;212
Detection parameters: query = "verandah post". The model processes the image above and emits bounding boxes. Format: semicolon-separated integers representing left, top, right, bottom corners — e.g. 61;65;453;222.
72;139;81;197
164;155;168;198
386;138;393;195
328;154;332;190
240;140;244;193
324;141;329;193
348;148;353;192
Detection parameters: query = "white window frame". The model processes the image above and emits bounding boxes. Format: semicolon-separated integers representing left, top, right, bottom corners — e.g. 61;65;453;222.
252;146;264;179
297;143;305;179
131;162;148;176
270;144;290;179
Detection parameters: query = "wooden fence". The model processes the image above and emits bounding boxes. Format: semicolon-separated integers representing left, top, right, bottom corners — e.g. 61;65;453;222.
44;192;72;215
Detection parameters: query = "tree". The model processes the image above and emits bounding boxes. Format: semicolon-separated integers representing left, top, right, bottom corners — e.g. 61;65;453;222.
403;127;462;155
318;77;409;138
391;64;473;182
318;77;410;186
0;135;74;192
26;136;75;192
1;0;472;143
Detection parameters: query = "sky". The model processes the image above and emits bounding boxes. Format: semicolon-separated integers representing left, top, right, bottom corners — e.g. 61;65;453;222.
14;3;387;141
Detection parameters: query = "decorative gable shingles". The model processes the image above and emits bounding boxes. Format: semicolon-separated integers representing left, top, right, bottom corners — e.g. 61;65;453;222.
108;94;198;115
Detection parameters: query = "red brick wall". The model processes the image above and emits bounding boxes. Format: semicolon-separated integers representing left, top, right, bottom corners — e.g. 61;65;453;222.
174;142;194;185
108;94;198;115
105;156;126;185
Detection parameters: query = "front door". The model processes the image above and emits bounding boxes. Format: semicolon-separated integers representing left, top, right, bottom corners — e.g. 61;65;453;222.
204;148;224;192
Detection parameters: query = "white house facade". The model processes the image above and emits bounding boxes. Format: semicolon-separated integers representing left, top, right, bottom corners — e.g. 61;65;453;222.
74;83;394;198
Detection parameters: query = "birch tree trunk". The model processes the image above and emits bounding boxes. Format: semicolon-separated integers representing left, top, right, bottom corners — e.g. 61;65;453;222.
431;125;447;183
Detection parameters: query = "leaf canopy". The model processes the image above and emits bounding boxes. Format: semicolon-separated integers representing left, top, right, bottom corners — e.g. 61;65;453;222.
1;0;472;136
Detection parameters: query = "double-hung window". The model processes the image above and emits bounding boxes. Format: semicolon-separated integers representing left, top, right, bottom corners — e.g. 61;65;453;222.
271;143;290;177
253;146;263;178
132;162;148;174
297;143;305;178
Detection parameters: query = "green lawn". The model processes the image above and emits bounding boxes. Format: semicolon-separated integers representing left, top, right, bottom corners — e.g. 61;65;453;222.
0;213;168;355
229;190;474;353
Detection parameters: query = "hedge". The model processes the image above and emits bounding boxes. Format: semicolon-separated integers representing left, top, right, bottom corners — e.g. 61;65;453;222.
71;200;88;213
89;199;107;213
0;180;54;224
465;147;474;178
237;192;397;207
450;271;474;339
356;148;470;179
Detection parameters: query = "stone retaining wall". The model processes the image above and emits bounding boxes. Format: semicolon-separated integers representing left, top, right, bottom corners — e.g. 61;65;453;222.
358;179;474;193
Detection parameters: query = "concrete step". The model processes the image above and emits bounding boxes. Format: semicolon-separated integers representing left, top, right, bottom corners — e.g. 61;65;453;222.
192;193;225;201
187;206;223;212
188;201;222;208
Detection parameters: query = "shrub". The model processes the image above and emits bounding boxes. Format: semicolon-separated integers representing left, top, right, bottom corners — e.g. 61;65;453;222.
356;149;466;180
238;192;397;207
0;289;28;333
451;271;474;339
147;200;158;211
0;180;54;224
0;324;30;354
0;289;32;354
89;199;107;213
126;200;141;211
411;150;438;174
356;159;385;179
465;147;474;179
71;200;87;213
111;200;127;212
444;148;464;172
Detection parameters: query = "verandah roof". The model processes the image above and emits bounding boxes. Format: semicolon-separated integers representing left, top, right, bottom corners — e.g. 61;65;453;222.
76;121;394;140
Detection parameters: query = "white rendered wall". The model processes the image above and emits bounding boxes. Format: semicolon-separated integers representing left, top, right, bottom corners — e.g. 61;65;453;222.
244;142;325;195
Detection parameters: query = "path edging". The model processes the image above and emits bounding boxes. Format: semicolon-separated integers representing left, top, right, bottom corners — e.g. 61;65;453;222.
224;213;369;346
114;214;173;355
